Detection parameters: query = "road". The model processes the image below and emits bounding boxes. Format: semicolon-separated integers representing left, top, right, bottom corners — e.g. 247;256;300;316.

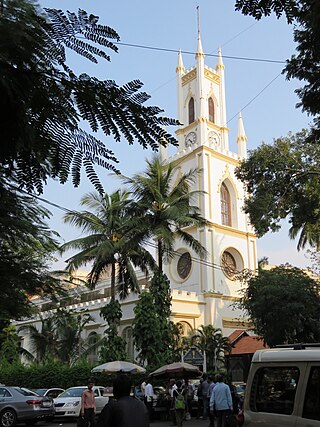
35;416;209;427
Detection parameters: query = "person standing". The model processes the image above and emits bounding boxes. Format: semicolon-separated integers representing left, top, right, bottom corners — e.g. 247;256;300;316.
172;380;186;427
97;374;149;427
201;374;210;420
210;374;233;427
144;379;154;421
81;380;96;427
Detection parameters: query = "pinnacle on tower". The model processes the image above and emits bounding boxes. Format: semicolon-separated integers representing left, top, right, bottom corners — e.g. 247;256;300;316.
237;112;248;159
217;47;224;69
176;48;185;73
237;112;247;142
195;6;204;58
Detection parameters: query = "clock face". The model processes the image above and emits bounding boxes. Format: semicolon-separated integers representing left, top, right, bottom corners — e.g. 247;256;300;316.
185;131;197;147
208;131;220;146
221;251;237;279
177;252;192;280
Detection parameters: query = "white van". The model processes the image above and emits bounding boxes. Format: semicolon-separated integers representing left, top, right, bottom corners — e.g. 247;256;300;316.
243;344;320;426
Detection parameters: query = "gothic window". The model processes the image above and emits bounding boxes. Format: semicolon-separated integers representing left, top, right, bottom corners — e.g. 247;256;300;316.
87;332;99;364
208;98;215;123
122;327;134;360
177;321;193;337
188;97;195;124
221;182;231;226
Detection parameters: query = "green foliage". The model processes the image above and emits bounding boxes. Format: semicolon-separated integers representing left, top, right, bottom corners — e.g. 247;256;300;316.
0;326;20;364
133;272;178;367
238;266;320;347
60;190;156;297
236;130;320;249
99;300;126;362
235;1;320;142
0;361;94;388
18;309;96;365
191;325;231;372
1;0;178;194
121;155;207;271
0;171;64;323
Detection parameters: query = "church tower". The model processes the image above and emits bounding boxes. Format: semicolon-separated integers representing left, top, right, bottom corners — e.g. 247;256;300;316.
163;33;257;331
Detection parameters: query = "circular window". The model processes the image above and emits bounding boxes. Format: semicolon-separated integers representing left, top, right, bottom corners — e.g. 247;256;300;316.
221;251;237;279
177;252;192;280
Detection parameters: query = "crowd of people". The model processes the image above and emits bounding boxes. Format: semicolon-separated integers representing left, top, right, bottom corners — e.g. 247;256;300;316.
79;373;243;427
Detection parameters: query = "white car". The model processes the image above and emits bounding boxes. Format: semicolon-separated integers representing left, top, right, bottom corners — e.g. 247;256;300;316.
54;386;108;418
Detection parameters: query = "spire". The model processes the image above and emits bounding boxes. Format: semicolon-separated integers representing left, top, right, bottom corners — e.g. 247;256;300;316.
195;6;204;58
237;112;248;158
176;48;185;73
217;47;224;69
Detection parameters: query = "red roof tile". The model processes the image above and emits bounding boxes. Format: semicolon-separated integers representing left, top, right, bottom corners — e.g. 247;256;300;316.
230;335;268;355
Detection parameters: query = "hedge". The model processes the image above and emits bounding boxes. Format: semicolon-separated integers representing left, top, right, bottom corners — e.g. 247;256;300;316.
0;362;145;389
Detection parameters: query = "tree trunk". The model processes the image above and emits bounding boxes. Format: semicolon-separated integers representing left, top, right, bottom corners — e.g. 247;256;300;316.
158;239;163;273
111;259;116;299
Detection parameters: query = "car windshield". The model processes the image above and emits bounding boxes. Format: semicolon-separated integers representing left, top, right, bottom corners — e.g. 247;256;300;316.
59;388;86;398
14;387;38;396
34;389;46;395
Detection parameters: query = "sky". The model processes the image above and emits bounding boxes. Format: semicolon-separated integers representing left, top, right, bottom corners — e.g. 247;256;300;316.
38;0;312;270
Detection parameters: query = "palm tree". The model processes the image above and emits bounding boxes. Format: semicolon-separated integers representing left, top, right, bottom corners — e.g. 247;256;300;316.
192;325;231;371
121;155;207;272
18;317;59;363
60;190;156;299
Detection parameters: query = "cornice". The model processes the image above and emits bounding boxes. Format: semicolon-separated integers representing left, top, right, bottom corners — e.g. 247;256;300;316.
204;68;220;84
182;69;197;86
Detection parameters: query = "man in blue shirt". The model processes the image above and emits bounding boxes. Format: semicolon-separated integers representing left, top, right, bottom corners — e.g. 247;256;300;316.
209;374;233;427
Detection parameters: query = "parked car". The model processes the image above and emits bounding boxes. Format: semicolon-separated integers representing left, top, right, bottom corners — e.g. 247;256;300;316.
0;385;55;427
34;388;65;399
243;345;320;426
232;382;246;399
53;386;109;418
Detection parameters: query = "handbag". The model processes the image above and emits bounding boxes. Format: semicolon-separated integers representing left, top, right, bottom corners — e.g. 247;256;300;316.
225;412;237;427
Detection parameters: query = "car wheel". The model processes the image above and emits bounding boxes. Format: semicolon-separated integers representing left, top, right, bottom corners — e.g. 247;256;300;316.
1;409;17;427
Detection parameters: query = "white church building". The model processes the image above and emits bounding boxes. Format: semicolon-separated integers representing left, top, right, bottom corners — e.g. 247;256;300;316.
16;33;257;362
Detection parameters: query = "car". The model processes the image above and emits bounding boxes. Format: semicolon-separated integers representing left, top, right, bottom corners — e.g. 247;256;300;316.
232;382;246;399
53;386;109;418
33;388;65;399
243;344;320;426
0;385;55;427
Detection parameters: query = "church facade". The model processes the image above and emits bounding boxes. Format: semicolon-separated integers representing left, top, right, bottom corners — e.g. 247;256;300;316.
16;35;257;362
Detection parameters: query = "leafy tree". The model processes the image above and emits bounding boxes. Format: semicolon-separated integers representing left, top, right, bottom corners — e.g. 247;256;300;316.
133;272;178;367
235;1;320;139
0;326;21;364
1;0;177;193
0;171;63;323
60;190;156;298
235;130;320;249
121;155;207;272
18;309;95;365
238;265;320;347
132;290;163;367
192;325;231;372
99;299;126;363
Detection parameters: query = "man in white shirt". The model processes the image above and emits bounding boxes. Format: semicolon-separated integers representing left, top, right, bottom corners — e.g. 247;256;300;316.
144;379;154;421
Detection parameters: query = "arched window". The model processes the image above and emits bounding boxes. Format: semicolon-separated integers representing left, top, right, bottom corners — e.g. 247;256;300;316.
221;183;231;226
188;98;195;124
122;327;134;360
208;98;215;123
87;332;99;364
177;321;193;337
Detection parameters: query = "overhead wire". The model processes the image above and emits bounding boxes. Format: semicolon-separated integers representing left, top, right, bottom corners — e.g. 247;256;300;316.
15;186;255;276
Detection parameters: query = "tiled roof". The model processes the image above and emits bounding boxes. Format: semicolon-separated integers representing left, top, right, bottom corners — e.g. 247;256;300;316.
228;330;248;344
230;334;268;355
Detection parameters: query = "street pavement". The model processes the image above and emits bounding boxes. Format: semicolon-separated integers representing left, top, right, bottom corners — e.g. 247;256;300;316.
38;415;209;427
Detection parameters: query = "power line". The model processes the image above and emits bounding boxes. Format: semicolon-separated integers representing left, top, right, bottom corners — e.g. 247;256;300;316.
16;186;255;276
116;41;286;65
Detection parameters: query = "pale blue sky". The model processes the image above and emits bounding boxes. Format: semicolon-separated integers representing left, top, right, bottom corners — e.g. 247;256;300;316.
39;0;311;270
